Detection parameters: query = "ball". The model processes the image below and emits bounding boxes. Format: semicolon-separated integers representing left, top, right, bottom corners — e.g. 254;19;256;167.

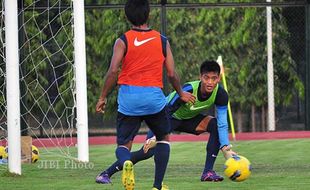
224;155;251;182
32;145;40;163
0;146;8;159
1;145;40;163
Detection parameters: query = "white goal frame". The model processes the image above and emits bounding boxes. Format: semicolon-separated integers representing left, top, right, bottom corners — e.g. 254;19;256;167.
4;0;89;175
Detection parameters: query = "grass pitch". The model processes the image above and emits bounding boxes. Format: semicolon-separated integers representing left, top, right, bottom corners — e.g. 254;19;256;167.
1;138;310;190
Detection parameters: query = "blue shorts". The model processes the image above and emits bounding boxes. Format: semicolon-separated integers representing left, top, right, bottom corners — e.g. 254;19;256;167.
118;85;166;115
116;107;170;145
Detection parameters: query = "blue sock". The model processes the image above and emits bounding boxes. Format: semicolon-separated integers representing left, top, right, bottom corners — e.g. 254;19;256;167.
130;132;155;164
131;147;155;164
203;119;220;173
105;161;122;176
105;146;155;177
115;146;131;166
153;142;170;189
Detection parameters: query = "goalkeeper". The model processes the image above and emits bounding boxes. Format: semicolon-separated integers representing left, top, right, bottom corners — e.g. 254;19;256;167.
96;60;236;183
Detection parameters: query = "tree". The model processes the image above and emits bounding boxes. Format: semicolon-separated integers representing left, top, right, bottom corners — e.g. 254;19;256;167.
164;0;304;131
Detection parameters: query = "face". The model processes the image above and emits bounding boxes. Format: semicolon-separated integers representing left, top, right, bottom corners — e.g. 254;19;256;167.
200;72;220;94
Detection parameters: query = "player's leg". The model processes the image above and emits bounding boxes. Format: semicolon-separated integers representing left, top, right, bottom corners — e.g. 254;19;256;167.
131;131;156;164
198;116;223;182
130;116;182;166
174;115;223;182
96;131;156;184
116;112;142;190
131;116;179;162
95;161;120;184
144;107;171;190
130;117;182;165
97;112;141;189
96;149;152;184
130;115;182;165
102;142;155;180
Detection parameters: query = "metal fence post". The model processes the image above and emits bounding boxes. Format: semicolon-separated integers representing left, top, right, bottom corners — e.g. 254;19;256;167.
306;0;310;130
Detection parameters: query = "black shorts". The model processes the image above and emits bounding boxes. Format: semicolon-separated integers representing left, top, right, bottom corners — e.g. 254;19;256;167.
171;114;215;135
116;107;170;145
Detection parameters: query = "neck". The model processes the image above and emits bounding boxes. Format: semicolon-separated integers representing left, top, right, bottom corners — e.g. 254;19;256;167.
132;24;149;30
200;90;210;98
199;83;210;98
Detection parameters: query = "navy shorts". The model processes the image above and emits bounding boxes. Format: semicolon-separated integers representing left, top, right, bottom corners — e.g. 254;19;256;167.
171;114;216;135
116;107;171;145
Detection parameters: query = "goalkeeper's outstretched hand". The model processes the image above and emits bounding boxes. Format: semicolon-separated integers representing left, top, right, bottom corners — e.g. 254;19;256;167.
221;145;237;160
143;136;157;153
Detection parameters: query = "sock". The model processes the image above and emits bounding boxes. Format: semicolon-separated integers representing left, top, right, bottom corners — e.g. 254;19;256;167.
105;161;122;177
153;142;170;189
203;119;220;173
115;146;131;167
131;146;155;164
105;146;155;177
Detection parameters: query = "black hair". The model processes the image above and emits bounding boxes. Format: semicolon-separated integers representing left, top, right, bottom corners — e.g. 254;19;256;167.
200;60;221;75
125;0;150;26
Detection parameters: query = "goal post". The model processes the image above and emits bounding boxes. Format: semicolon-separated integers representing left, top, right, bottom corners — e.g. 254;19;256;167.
266;0;275;131
5;0;22;175
73;0;89;163
2;0;89;174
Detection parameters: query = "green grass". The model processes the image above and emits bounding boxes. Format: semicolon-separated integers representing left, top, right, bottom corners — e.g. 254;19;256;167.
1;139;310;190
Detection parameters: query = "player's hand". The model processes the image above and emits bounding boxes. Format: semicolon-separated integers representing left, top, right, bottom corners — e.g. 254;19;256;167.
179;91;196;104
143;136;157;153
221;145;237;160
96;97;107;114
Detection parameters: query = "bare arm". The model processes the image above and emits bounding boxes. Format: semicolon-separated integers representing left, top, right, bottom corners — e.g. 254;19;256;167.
164;41;195;103
96;38;126;113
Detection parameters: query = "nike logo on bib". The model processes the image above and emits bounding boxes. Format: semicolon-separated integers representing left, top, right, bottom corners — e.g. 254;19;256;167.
134;37;156;46
189;105;207;111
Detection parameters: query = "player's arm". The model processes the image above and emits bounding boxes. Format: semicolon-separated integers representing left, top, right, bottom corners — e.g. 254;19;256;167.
96;38;125;113
216;105;230;147
164;41;195;104
215;87;236;159
167;83;194;110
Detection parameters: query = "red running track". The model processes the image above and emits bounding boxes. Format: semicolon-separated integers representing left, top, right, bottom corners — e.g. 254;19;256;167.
33;131;310;147
1;131;309;148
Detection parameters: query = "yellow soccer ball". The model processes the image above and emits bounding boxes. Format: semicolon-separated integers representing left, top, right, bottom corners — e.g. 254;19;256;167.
224;155;251;182
32;145;40;163
0;146;8;159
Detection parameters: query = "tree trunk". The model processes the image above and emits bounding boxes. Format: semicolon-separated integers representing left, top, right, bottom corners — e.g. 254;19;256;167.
251;105;256;132
237;108;243;133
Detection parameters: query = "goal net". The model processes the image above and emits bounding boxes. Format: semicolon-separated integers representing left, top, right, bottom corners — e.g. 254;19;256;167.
0;0;81;171
0;0;6;150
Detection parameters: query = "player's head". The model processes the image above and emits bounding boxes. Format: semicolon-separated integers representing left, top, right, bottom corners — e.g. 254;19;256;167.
125;0;150;27
200;60;221;75
200;60;221;93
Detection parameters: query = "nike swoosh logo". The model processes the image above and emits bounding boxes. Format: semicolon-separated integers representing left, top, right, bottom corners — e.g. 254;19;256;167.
134;37;156;46
189;105;207;111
